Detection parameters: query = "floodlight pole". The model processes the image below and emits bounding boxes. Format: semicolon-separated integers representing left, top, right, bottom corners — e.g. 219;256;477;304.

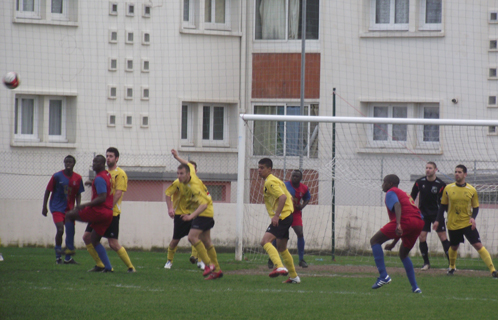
332;88;336;261
299;0;307;170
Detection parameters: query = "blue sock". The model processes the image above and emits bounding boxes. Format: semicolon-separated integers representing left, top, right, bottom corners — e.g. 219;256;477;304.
297;237;305;261
94;243;112;270
55;246;62;259
372;244;388;278
402;256;418;291
65;221;75;250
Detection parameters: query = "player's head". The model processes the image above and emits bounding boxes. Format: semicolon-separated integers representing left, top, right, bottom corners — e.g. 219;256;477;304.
106;147;119;168
291;170;303;184
455;164;467;184
64;155;76;171
92;155;106;173
177;163;191;183
188;160;198;173
425;161;437;178
382;174;400;192
258;158;273;179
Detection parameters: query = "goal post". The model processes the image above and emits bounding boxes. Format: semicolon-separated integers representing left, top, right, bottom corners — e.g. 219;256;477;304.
236;113;498;265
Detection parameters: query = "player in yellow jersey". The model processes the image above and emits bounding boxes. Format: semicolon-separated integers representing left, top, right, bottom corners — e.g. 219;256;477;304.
434;164;497;278
258;158;300;284
172;150;222;280
84;147;136;273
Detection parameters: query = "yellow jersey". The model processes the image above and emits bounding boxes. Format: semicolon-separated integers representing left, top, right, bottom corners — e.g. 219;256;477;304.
263;174;293;220
441;182;479;230
165;179;192;215
108;167;127;216
179;163;214;218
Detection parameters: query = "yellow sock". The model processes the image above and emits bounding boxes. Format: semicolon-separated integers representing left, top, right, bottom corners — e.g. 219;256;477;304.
117;247;134;269
478;246;496;273
86;244;105;268
280;249;298;278
448;247;457;269
206;246;221;272
167;246;177;262
263;243;283;269
191;246;198;259
193;240;211;265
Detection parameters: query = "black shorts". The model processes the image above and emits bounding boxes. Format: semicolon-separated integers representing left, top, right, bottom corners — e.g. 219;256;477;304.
85;215;120;239
422;214;446;232
173;215;192;240
265;215;293;239
191;216;215;231
448;226;481;246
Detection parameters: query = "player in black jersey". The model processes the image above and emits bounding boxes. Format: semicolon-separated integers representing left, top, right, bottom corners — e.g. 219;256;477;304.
411;162;450;270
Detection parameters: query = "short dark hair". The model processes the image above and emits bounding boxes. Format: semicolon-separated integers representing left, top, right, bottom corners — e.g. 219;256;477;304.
95;155;106;165
292;169;303;177
178;163;190;173
456;164;467;173
106;147;119;158
384;174;400;187
188;160;197;170
64;155;76;164
426;161;437;169
258;158;273;169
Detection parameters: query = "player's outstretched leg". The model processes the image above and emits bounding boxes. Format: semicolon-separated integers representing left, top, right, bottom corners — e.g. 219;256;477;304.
205;245;223;280
371;243;391;289
280;248;300;284
476;246;497;277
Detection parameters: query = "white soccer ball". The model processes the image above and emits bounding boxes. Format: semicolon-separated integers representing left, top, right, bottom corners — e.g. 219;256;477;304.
3;72;20;89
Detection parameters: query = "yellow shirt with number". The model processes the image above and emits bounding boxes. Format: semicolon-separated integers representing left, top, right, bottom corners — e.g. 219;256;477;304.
108;167;127;216
440;182;479;230
165;179;192;215
263;174;293;220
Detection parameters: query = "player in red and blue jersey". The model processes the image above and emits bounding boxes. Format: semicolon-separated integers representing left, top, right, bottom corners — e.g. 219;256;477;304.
370;174;425;293
65;155;114;272
42;155;85;265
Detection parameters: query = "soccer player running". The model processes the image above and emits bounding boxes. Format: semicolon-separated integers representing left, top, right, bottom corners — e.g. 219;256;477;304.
42;155;85;265
65;155;114;272
433;164;497;278
258;158;300;284
269;170;311;269
370;174;424;293
84;147;136;273
411;162;449;270
164;150;205;270
173;151;222;280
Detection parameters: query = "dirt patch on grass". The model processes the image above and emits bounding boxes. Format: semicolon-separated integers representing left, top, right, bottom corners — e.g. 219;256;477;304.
229;263;492;278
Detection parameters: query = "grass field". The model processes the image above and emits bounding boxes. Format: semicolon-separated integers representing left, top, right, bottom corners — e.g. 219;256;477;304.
0;247;497;320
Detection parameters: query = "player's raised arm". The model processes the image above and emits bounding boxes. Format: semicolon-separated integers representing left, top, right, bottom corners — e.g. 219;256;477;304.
171;149;189;166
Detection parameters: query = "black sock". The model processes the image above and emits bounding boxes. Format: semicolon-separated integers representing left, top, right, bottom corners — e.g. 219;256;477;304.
419;241;429;265
442;239;450;262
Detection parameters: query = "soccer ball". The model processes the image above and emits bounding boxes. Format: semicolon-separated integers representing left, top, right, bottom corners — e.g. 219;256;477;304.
3;72;20;89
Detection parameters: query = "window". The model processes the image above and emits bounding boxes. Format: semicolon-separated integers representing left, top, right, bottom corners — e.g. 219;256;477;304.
420;0;442;30
126;31;134;44
142;32;150;45
143;3;151;17
125;58;134;72
181;102;236;148
140;113;149;128
124;113;133;127
366;103;440;150
14;94;71;143
141;59;150;72
141;86;149;100
108;85;117;99
108;58;117;71
126;3;135;16
109;30;118;43
109;2;118;15
255;0;319;40
108;112;116;127
253;104;318;157
370;0;409;31
489;96;497;107
124;86;133;100
182;0;241;34
15;0;78;24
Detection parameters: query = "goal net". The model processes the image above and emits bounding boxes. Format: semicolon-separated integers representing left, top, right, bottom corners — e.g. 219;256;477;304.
238;111;498;268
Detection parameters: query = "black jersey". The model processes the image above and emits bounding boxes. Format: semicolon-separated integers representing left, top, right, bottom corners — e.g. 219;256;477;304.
410;177;446;216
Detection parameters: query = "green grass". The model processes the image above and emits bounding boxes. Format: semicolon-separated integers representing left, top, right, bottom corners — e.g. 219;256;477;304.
0;247;497;320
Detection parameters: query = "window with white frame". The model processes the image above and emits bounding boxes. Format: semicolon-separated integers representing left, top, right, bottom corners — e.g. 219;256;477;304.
419;0;442;30
16;0;78;23
367;103;440;148
181;102;234;147
255;0;319;40
204;0;230;30
369;0;443;32
253;104;318;157
182;0;241;34
14;95;70;143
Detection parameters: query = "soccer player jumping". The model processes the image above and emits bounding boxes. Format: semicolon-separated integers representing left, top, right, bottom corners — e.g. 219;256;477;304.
370;174;424;293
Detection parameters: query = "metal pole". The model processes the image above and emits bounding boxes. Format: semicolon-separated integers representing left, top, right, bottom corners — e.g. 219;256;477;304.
332;88;336;261
299;0;307;170
235;116;247;261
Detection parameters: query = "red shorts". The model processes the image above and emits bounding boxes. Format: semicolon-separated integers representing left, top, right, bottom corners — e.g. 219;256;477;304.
79;207;113;236
380;216;424;249
52;211;66;224
291;212;303;227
